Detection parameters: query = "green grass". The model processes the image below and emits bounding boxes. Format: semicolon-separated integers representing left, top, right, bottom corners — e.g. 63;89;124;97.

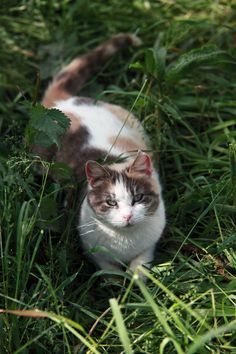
1;0;236;353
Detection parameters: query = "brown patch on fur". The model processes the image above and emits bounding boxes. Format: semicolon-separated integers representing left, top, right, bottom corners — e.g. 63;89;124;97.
56;126;90;172
42;84;71;108
126;174;159;215
74;97;96;106
125;170;159;195
64;111;81;133
109;135;146;152
104;103;139;128
54;125;116;183
87;180;113;214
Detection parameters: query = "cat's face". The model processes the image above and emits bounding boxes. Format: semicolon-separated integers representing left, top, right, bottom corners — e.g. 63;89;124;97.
85;152;159;228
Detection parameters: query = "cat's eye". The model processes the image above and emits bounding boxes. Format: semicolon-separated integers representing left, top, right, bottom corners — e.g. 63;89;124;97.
132;193;143;204
106;199;117;207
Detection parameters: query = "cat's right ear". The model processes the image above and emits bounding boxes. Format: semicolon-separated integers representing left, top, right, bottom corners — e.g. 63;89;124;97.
85;161;110;188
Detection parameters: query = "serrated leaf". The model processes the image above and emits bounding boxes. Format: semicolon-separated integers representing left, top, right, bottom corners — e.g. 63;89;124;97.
27;104;70;148
33;130;53;148
166;45;228;84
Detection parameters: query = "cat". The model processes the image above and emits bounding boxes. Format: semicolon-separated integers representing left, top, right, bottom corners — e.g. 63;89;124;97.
39;34;166;277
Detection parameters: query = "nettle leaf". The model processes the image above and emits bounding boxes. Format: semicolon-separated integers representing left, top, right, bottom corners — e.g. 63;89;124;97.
26;104;70;148
166;45;229;84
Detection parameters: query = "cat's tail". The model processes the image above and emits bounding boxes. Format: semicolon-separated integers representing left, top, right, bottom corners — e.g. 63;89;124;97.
42;33;141;107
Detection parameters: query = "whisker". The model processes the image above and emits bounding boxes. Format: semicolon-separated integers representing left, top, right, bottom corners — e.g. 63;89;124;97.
78;221;97;229
80;229;97;236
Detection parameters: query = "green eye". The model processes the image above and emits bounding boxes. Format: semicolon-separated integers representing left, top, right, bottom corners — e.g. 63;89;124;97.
106;199;117;207
132;193;143;204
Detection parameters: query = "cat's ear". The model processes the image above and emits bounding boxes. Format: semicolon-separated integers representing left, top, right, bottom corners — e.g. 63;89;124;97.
85;161;110;187
128;151;153;177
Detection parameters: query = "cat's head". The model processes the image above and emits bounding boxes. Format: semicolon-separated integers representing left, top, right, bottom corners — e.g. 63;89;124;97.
85;151;160;228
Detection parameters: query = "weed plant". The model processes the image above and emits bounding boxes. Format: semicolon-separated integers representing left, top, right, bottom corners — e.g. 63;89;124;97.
0;1;236;353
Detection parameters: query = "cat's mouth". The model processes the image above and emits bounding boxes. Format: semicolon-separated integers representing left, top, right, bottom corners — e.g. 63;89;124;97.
124;220;136;228
113;221;135;228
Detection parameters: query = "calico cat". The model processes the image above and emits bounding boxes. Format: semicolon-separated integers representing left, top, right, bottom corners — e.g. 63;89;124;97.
40;34;166;276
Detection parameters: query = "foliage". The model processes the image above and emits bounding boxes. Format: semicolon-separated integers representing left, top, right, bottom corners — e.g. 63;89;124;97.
25;104;71;148
0;0;236;353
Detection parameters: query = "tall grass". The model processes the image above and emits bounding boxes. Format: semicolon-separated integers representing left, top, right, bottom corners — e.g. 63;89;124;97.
0;1;236;353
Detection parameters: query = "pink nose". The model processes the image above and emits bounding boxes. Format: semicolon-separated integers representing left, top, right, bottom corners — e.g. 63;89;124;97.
123;213;132;222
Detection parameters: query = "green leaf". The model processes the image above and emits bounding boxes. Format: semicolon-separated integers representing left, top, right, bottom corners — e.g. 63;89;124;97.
166;45;229;84
142;45;166;92
135;275;185;354
26;104;70;148
144;48;156;77
153;45;166;84
129;61;143;70
50;162;73;181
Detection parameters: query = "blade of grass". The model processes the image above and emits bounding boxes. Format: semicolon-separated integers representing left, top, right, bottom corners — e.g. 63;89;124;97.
109;298;133;354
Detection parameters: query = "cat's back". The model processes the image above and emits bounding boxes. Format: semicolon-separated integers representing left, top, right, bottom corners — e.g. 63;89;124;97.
55;97;147;158
38;34;149;181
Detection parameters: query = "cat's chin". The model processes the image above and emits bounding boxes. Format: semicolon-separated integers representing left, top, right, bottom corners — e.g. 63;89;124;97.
111;221;136;229
122;223;134;228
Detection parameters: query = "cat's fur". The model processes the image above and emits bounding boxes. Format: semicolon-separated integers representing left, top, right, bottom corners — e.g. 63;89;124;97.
40;34;166;275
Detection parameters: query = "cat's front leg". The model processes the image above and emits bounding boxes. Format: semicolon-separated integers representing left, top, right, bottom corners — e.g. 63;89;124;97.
129;247;154;281
92;254;122;272
92;254;125;283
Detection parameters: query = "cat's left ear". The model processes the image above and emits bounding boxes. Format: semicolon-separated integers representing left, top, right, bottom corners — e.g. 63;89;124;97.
85;161;110;188
128;151;153;177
